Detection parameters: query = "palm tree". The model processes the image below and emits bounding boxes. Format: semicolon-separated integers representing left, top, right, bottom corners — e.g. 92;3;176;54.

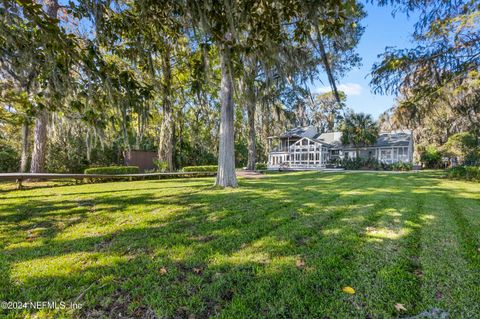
340;112;379;158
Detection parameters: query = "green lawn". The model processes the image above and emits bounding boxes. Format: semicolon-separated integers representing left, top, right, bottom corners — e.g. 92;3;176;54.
1;172;479;318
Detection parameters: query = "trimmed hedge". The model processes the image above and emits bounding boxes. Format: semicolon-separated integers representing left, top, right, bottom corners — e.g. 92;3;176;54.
447;166;480;181
182;165;217;172
84;166;139;175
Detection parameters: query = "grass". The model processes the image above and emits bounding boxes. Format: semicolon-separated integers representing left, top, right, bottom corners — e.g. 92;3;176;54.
0;171;479;318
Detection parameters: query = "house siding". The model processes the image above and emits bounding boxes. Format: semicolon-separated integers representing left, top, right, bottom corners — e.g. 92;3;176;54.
268;128;413;169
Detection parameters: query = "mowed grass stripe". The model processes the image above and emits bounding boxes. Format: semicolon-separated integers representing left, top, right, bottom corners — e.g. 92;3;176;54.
417;183;480;318
338;174;424;317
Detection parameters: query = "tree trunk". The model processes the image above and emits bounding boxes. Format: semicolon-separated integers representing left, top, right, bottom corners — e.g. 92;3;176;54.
86;130;92;162
215;45;237;187
246;93;256;171
30;0;58;173
158;46;174;171
314;25;342;106
20;120;30;173
30;109;48;173
135;114;142;150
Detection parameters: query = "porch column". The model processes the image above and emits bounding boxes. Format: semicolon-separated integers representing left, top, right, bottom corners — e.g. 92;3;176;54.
307;143;310;167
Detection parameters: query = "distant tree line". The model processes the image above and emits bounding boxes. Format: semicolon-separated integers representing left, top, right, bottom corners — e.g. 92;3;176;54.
372;0;480;165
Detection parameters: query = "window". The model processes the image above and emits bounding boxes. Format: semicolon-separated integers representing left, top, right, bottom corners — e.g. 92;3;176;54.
331;150;340;155
380;149;392;161
398;147;409;162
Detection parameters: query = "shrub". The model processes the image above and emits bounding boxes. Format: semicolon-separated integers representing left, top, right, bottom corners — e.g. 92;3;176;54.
391;162;413;171
84;166;139;175
46;142;89;173
0;143;19;173
154;159;168;172
182;165;217;172
340;158;363;170
332;158;413;171
336;158;384;170
255;162;267;170
465;149;480;166
420;145;442;168
447;166;480;181
442;132;479;165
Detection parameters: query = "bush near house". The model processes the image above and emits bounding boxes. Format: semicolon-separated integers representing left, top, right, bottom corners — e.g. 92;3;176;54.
182;165;217;172
442;132;480;165
332;158;412;171
391;161;413;171
334;158;387;170
420;145;442;168
447;166;480;181
84;166;140;175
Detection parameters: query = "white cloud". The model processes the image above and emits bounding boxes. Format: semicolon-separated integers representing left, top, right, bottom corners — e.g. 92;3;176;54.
314;82;363;96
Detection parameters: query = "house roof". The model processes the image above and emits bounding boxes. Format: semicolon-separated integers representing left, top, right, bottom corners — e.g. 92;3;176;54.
314;132;343;147
374;132;412;148
280;126;318;139
318;131;412;148
280;126;412;148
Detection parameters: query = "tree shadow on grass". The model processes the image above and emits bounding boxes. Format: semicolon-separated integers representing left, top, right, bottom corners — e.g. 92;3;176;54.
0;172;478;318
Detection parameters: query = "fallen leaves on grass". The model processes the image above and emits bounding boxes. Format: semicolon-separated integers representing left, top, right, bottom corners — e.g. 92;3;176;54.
295;257;306;269
159;267;168;275
192;267;202;274
414;269;423;278
342;286;355;294
435;291;443;300
394;303;407;312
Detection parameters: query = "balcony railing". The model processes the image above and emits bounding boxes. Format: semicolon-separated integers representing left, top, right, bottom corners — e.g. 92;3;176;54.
270;147;289;153
271;146;324;153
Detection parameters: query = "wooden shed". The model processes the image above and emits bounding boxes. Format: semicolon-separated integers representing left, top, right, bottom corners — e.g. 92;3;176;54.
124;150;157;172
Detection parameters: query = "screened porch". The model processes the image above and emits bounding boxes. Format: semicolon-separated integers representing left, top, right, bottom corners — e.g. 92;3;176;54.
268;137;329;169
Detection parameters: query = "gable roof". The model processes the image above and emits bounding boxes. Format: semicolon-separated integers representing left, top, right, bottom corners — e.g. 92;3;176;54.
280;126;412;148
317;131;412;148
374;132;412;147
280;126;318;139
314;132;343;147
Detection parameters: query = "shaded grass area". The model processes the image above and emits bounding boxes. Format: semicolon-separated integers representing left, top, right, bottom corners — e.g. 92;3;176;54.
0;172;479;318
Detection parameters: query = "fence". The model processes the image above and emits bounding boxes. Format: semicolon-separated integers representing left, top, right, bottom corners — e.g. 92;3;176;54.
0;172;217;189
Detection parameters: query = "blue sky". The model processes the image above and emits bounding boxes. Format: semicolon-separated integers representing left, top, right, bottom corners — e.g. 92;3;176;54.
312;2;418;118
